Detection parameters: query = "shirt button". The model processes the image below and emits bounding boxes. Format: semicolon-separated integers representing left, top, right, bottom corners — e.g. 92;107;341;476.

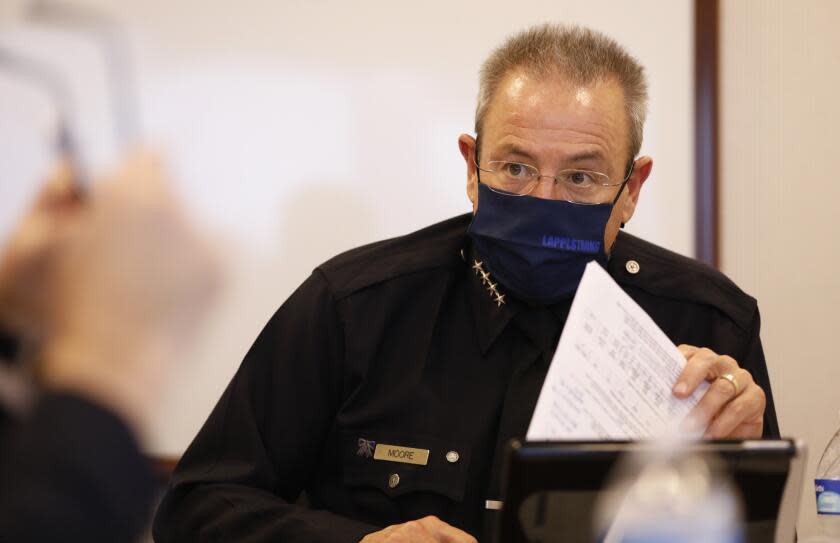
388;473;400;488
625;260;641;274
446;451;460;463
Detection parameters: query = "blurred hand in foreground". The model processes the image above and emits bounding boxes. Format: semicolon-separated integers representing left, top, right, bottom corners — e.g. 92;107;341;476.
0;160;81;339
0;151;222;437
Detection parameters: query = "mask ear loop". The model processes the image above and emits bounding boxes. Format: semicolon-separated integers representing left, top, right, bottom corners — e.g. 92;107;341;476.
615;158;636;228
474;137;483;185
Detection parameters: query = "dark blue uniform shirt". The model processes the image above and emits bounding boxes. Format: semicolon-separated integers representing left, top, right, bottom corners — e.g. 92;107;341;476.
154;214;779;542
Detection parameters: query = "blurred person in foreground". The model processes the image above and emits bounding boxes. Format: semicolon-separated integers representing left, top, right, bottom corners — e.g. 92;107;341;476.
0;153;220;542
155;24;778;543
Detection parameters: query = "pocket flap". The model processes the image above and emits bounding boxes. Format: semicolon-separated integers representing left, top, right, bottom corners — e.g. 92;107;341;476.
342;430;471;502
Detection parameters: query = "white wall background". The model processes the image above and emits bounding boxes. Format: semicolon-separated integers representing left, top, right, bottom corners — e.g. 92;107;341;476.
0;0;694;458
720;0;840;537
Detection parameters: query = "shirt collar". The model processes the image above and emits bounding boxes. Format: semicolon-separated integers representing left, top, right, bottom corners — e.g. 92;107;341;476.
464;244;520;355
511;301;571;359
464;243;597;355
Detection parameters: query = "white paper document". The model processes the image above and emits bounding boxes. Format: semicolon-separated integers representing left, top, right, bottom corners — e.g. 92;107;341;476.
526;262;708;440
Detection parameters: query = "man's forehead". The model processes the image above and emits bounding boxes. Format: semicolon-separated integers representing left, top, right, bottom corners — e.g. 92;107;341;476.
481;69;630;159
493;70;624;115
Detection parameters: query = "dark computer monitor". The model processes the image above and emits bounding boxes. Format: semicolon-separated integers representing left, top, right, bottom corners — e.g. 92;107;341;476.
492;439;804;543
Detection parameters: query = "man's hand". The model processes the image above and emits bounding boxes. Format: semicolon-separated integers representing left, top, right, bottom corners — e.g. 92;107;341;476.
0;160;82;337
31;151;222;438
672;345;766;439
360;516;478;543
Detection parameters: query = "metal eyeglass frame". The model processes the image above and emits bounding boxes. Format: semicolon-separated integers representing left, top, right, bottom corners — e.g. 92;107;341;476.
473;140;635;206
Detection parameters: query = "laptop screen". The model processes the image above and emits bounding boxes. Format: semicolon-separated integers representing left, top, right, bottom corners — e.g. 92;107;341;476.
494;440;800;543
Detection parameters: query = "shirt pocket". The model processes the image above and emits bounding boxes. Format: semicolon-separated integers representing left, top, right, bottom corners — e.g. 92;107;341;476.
341;429;471;502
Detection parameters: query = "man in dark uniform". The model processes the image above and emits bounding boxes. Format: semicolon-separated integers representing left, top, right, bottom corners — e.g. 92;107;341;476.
154;24;778;543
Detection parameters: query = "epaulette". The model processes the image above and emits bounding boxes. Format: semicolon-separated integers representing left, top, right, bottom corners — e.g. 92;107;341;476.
316;214;471;299
608;231;757;332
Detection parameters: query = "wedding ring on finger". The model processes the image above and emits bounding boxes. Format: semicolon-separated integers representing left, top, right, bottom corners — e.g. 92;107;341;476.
718;372;740;396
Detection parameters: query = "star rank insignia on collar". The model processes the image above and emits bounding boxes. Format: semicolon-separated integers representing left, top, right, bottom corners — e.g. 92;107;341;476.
472;259;506;307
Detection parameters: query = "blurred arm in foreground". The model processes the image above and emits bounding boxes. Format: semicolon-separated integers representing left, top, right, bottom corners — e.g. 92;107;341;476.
0;152;221;542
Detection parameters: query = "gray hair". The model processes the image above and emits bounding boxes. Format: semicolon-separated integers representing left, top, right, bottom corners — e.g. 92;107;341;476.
475;23;648;161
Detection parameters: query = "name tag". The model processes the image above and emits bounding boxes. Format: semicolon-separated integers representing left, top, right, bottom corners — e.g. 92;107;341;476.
373;443;430;465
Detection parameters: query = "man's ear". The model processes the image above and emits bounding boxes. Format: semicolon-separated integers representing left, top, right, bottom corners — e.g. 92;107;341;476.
620;156;653;223
458;134;478;210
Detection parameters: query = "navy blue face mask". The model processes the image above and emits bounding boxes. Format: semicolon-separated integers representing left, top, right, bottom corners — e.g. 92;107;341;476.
467;183;617;304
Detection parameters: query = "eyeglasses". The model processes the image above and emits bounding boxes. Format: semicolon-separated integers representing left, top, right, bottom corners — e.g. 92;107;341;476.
475;160;634;204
